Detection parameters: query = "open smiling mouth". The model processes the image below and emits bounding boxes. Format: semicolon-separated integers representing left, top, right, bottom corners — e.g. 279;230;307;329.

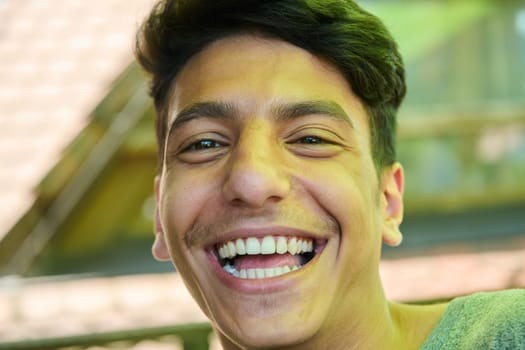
214;236;325;279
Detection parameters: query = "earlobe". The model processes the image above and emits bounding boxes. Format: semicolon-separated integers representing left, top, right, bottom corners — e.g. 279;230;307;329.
382;220;403;247
381;163;404;247
153;175;171;261
153;230;171;261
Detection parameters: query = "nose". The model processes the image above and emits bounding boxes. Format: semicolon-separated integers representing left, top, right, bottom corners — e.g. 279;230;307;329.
222;127;290;208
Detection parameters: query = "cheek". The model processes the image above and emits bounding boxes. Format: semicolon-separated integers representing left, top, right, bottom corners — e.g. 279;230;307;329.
158;172;220;310
159;169;222;242
299;158;381;248
301;157;376;210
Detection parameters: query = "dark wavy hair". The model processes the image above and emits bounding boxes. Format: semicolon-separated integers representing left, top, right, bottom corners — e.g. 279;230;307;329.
135;0;406;171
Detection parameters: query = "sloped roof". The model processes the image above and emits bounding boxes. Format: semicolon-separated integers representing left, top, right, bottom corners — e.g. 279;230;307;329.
0;0;154;239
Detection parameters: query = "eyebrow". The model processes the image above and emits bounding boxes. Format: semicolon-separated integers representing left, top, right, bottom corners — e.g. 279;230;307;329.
272;100;354;128
168;101;238;135
167;99;353;137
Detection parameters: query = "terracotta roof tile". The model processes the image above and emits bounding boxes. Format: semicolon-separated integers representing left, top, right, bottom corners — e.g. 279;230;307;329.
0;0;155;236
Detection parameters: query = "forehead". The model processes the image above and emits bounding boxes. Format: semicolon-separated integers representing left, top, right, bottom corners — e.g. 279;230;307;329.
170;34;367;127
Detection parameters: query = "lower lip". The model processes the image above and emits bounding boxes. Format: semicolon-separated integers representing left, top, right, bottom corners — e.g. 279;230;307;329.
206;245;325;294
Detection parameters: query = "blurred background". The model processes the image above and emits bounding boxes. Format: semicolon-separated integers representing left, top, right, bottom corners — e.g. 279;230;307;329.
0;0;524;349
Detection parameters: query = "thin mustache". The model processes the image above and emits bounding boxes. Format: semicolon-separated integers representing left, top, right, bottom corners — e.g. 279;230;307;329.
184;210;339;248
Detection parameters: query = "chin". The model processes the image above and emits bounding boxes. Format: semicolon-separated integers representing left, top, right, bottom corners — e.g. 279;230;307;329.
206;292;327;349
216;318;315;349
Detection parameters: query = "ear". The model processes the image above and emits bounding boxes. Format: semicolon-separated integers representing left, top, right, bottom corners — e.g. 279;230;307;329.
380;162;404;247
152;176;171;261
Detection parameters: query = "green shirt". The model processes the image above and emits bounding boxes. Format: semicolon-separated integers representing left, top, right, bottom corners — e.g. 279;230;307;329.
421;289;525;349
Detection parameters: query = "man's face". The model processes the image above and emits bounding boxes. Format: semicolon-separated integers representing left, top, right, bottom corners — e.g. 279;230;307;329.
154;34;403;348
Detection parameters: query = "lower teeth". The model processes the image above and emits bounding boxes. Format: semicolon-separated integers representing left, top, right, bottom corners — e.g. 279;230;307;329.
223;263;300;279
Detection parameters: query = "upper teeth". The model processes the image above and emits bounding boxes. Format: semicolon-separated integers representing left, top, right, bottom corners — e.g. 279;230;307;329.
217;236;314;259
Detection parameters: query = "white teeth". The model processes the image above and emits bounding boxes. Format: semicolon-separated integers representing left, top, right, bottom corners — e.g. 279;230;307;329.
219;246;227;259
235;238;246;255
223;264;239;277
255;268;265;279
223;264;303;279
276;236;287;254
245;237;261;255
265;268;275;277
217;236;314;259
272;267;282;276
296;239;303;254
227;241;236;257
288;237;298;255
301;240;308;254
261;236;276;254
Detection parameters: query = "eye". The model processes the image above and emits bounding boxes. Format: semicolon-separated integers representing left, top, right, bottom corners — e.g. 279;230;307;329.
182;139;225;152
174;136;229;164
294;135;329;145
285;129;344;158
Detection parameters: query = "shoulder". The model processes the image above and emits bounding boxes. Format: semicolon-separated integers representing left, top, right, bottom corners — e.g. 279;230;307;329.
422;289;525;349
457;289;525;322
460;288;524;307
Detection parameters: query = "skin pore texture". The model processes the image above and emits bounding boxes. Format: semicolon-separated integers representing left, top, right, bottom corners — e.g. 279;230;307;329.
152;34;448;350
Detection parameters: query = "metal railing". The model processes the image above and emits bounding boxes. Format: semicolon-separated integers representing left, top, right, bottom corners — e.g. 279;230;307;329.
0;323;213;350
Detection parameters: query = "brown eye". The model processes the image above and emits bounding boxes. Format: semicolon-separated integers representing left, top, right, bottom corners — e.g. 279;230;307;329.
295;136;328;145
285;130;343;159
183;139;224;152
